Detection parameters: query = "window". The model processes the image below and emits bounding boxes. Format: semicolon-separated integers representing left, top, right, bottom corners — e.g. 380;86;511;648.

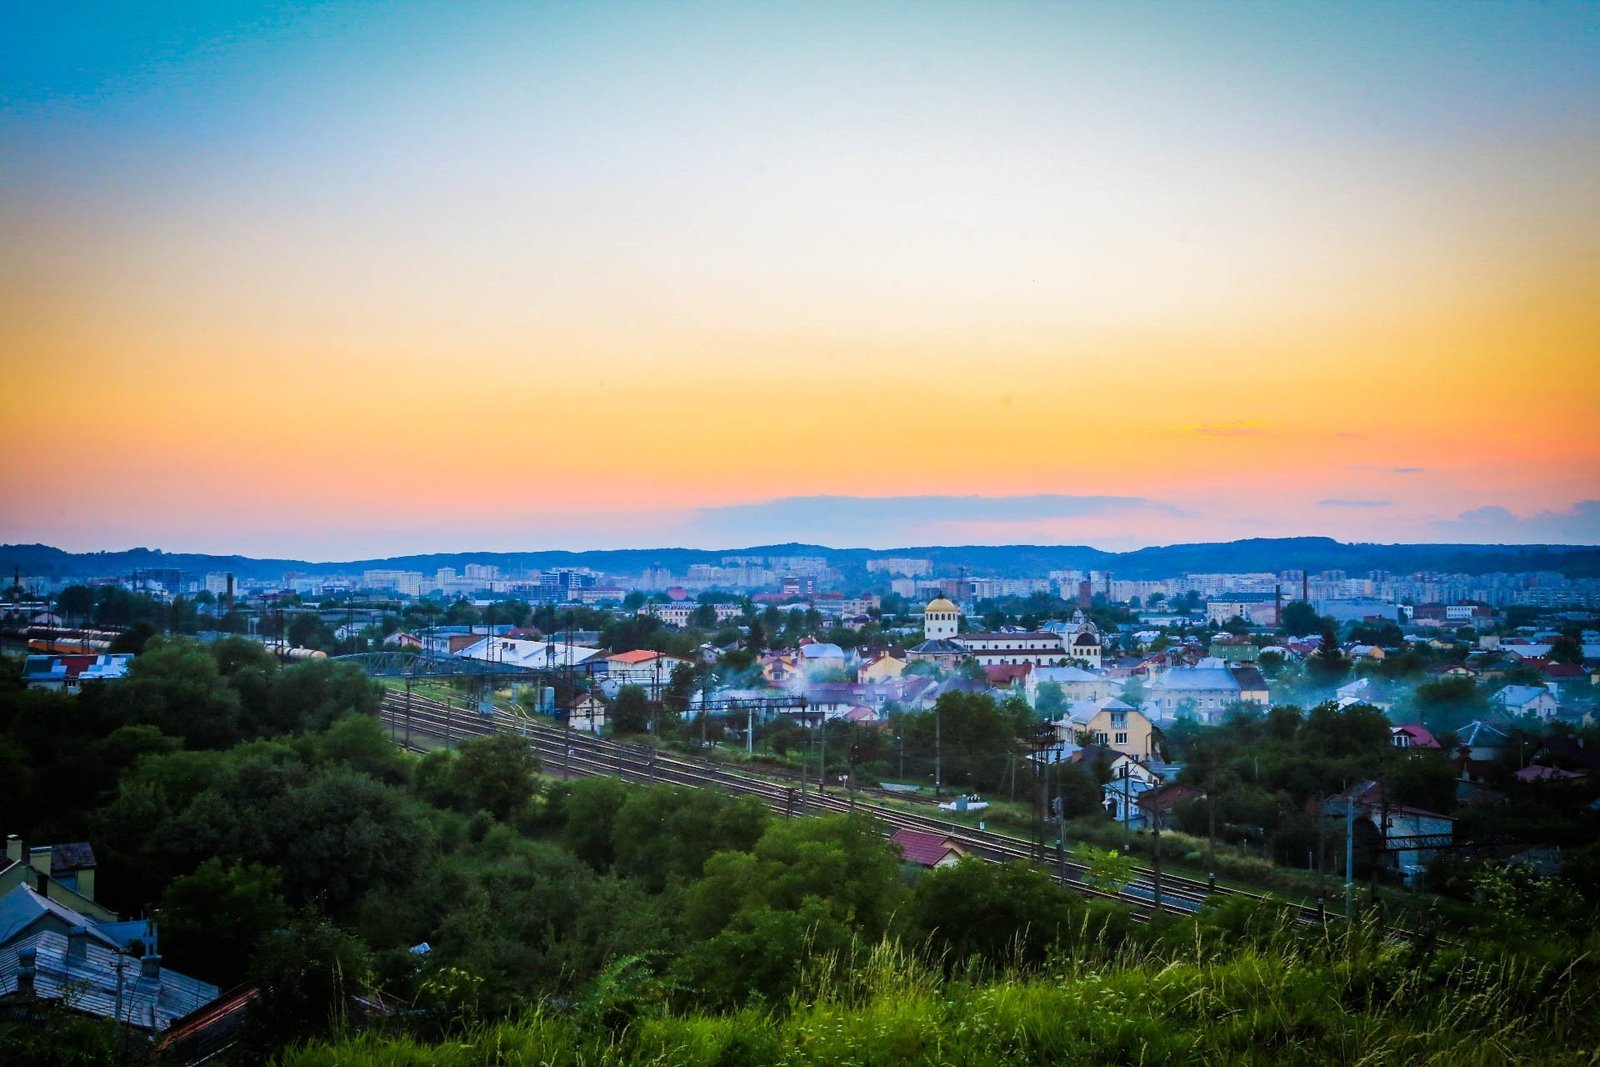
1115;732;1128;746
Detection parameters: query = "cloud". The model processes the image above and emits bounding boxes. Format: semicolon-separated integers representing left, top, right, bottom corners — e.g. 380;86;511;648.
1456;505;1516;524
690;494;1184;546
1319;498;1391;508
1188;421;1262;438
1391;467;1425;474
1431;500;1600;543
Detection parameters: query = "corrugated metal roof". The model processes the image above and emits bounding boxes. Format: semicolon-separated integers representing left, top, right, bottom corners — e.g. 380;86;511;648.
0;930;217;1032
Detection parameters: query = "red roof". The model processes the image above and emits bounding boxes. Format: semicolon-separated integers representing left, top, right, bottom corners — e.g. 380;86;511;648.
609;649;662;665
890;828;965;867
984;663;1032;686
1393;723;1441;749
1544;663;1586;678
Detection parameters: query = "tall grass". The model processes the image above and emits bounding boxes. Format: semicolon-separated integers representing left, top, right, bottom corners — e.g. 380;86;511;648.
281;913;1599;1067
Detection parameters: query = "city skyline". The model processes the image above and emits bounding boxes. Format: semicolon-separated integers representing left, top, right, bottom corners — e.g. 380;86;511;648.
3;2;1597;557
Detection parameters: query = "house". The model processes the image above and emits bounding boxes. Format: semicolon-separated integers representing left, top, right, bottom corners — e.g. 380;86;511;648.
889;828;969;868
0;884;216;1037
859;651;907;682
1457;720;1509;762
601;650;690;698
1325;781;1453;873
1143;666;1267;723
1096;756;1172;828
568;694;606;734
1390;723;1441;751
0;838;114;924
983;662;1033;690
794;640;849;676
1336;676;1392;712
1134;782;1206;830
1052;697;1157;759
1489;685;1559;721
382;631;423;650
1527;737;1600;776
1027;665;1119;707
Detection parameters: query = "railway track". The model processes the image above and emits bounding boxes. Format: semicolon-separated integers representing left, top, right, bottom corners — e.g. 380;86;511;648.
377;691;1236;916
375;691;1458;944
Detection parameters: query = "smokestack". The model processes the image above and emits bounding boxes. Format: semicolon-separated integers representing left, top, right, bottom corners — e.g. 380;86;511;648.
67;926;89;960
140;954;162;981
5;835;20;864
15;946;36;996
226;573;235;614
1302;571;1309;604
1275;584;1282;627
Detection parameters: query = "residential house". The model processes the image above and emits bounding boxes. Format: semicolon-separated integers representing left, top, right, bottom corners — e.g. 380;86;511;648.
1052;697;1157;759
1134;782;1207;830
1326;781;1454;874
1391;724;1441;751
1489;684;1559;722
0;917;218;1037
601;650;690;699
794;641;849;677
568;694;606;734
1026;665;1120;708
859;651;907;682
1143;666;1268;723
889;828;969;868
1;838;114;924
1336;676;1393;713
983;662;1033;691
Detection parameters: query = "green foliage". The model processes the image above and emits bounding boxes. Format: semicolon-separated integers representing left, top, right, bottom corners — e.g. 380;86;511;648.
417;733;541;821
903;859;1081;969
1279;599;1321;635
609;684;652;734
1073;843;1135;892
610;785;769;891
247;915;375;1049
160;858;290;983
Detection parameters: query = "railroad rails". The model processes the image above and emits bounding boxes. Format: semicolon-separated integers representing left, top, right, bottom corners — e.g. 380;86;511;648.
377;690;1267;918
376;691;1455;944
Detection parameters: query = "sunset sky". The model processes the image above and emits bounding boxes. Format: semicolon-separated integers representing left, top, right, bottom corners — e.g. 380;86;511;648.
3;2;1597;559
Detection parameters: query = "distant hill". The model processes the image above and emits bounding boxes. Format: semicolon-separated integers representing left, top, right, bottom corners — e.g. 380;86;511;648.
4;537;1598;583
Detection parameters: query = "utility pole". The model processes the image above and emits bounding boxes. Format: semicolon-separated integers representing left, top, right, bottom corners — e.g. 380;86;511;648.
934;704;942;796
1122;768;1132;851
404;677;413;749
818;714;827;794
1152;808;1164;912
1345;793;1355;922
1055;758;1066;882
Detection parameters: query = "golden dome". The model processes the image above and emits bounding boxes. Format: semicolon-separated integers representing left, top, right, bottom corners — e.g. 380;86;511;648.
925;597;959;614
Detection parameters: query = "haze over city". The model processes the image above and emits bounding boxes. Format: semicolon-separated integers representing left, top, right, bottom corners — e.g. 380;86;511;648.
3;2;1597;557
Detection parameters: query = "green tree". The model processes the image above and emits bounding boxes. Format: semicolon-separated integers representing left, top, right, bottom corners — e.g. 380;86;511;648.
610;685;652;734
246;917;374;1050
1305;626;1349;688
904;859;1080;968
1279;600;1320;635
161;859;290;984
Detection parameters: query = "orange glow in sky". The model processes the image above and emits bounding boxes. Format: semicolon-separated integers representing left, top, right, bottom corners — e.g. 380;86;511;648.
2;3;1597;556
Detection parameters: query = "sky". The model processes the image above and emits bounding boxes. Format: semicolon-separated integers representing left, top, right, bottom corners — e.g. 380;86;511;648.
2;1;1597;559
